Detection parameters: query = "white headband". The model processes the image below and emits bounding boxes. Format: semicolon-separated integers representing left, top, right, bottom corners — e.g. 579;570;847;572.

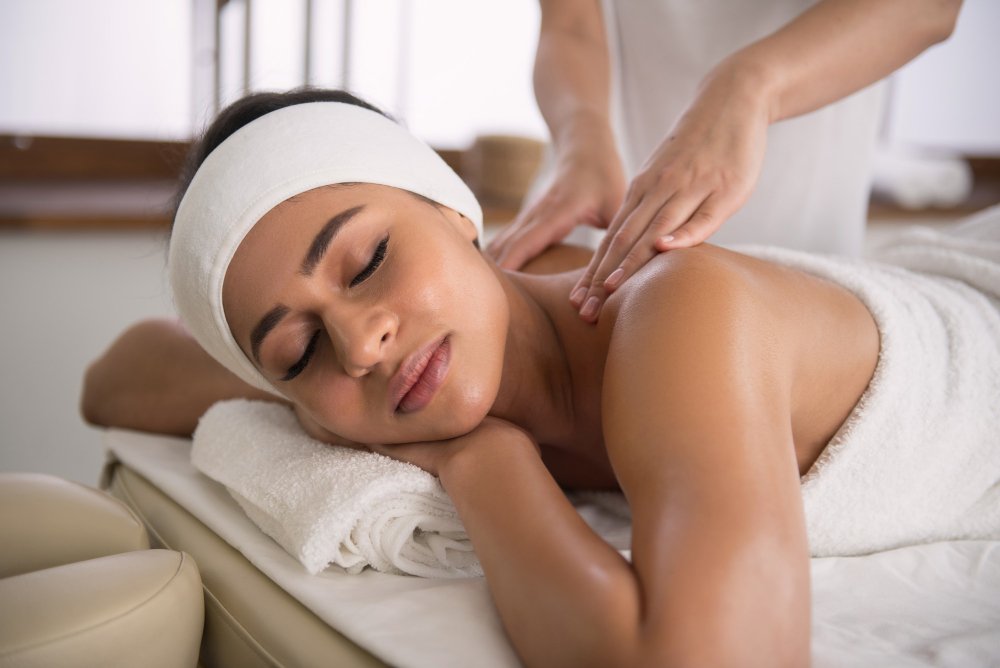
168;101;483;396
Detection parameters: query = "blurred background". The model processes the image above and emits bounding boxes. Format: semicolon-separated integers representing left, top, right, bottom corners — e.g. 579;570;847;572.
1;0;998;485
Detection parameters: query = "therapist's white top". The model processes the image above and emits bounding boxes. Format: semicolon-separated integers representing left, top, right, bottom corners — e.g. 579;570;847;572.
554;0;886;257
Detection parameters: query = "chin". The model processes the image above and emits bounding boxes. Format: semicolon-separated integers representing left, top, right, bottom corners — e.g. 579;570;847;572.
434;382;494;439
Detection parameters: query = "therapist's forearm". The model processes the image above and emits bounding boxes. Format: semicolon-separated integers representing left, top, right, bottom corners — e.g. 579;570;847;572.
722;0;961;124
535;0;614;158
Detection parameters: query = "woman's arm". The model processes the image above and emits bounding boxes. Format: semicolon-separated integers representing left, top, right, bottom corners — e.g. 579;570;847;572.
81;318;280;436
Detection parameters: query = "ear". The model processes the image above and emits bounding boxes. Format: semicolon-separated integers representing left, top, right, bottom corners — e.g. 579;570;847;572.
439;206;480;244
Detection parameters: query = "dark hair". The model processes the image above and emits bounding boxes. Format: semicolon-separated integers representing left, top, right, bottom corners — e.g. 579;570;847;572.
172;88;389;219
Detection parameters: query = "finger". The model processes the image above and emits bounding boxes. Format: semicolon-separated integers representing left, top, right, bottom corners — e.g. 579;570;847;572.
485;228;511;259
493;211;573;270
575;210;659;322
485;207;532;259
570;231;611;306
570;261;598;307
584;194;669;295
578;192;710;323
655;192;732;250
487;196;552;259
568;180;646;285
569;207;626;307
598;190;712;288
488;210;540;267
577;223;662;323
568;180;649;305
494;192;590;270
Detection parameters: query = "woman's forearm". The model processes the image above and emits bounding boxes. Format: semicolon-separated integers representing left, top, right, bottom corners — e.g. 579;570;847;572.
81;318;280;436
726;0;961;124
438;434;641;667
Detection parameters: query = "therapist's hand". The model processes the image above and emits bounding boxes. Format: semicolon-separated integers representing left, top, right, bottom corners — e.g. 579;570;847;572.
570;67;770;322
487;136;626;271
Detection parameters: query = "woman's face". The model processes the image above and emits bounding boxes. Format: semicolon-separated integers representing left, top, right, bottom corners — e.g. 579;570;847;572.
223;183;509;445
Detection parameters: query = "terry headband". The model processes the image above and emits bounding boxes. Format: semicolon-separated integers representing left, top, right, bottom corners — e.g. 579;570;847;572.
168;101;483;396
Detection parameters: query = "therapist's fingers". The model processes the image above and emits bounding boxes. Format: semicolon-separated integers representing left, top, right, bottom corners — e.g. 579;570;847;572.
567;177;664;305
575;192;712;321
568;189;651;306
491;212;570;271
570;194;669;317
653;192;735;251
653;194;737;252
488;201;579;271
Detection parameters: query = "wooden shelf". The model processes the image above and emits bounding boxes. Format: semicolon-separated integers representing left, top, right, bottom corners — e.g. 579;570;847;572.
3;135;996;230
0;180;176;229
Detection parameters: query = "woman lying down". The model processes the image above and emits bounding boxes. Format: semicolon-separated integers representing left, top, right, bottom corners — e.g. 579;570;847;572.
83;88;1000;667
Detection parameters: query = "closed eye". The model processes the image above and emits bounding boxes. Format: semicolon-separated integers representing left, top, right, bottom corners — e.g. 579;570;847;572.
281;330;320;381
351;236;389;287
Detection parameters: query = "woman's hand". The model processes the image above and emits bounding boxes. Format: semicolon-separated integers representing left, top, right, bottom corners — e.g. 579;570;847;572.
368;417;540;478
487;132;626;272
570;63;771;322
291;402;366;447
290;406;538;477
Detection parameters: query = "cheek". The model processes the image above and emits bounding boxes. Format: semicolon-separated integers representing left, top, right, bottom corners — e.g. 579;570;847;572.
293;376;370;441
447;266;510;428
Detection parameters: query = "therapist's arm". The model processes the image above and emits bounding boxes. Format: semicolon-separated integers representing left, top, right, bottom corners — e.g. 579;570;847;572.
487;0;626;271
744;0;961;123
571;0;962;322
531;0;612;160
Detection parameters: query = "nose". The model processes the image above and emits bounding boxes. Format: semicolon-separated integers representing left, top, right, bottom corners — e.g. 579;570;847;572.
326;305;397;378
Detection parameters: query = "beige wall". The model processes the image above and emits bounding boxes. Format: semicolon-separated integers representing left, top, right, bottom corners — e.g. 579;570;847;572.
0;229;174;484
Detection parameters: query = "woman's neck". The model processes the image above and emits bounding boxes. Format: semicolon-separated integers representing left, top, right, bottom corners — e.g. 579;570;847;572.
486;264;602;449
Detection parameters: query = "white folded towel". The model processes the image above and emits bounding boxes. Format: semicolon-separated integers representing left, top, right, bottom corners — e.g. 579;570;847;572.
192;400;481;577
743;204;1000;556
192;400;632;577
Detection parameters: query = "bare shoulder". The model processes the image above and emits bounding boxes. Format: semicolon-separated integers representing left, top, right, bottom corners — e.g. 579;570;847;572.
602;244;792;359
600;244;799;481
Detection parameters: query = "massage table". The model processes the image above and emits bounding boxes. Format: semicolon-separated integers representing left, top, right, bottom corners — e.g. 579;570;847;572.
102;427;1000;668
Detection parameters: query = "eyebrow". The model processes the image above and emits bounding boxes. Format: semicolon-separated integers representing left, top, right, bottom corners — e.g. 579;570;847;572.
250;304;290;364
299;205;365;277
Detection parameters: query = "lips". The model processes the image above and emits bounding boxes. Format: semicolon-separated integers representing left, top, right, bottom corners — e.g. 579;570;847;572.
389;336;451;414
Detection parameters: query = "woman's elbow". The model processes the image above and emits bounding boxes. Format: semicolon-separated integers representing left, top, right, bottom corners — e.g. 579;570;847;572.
80;353;125;428
78;318;176;430
924;0;962;45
